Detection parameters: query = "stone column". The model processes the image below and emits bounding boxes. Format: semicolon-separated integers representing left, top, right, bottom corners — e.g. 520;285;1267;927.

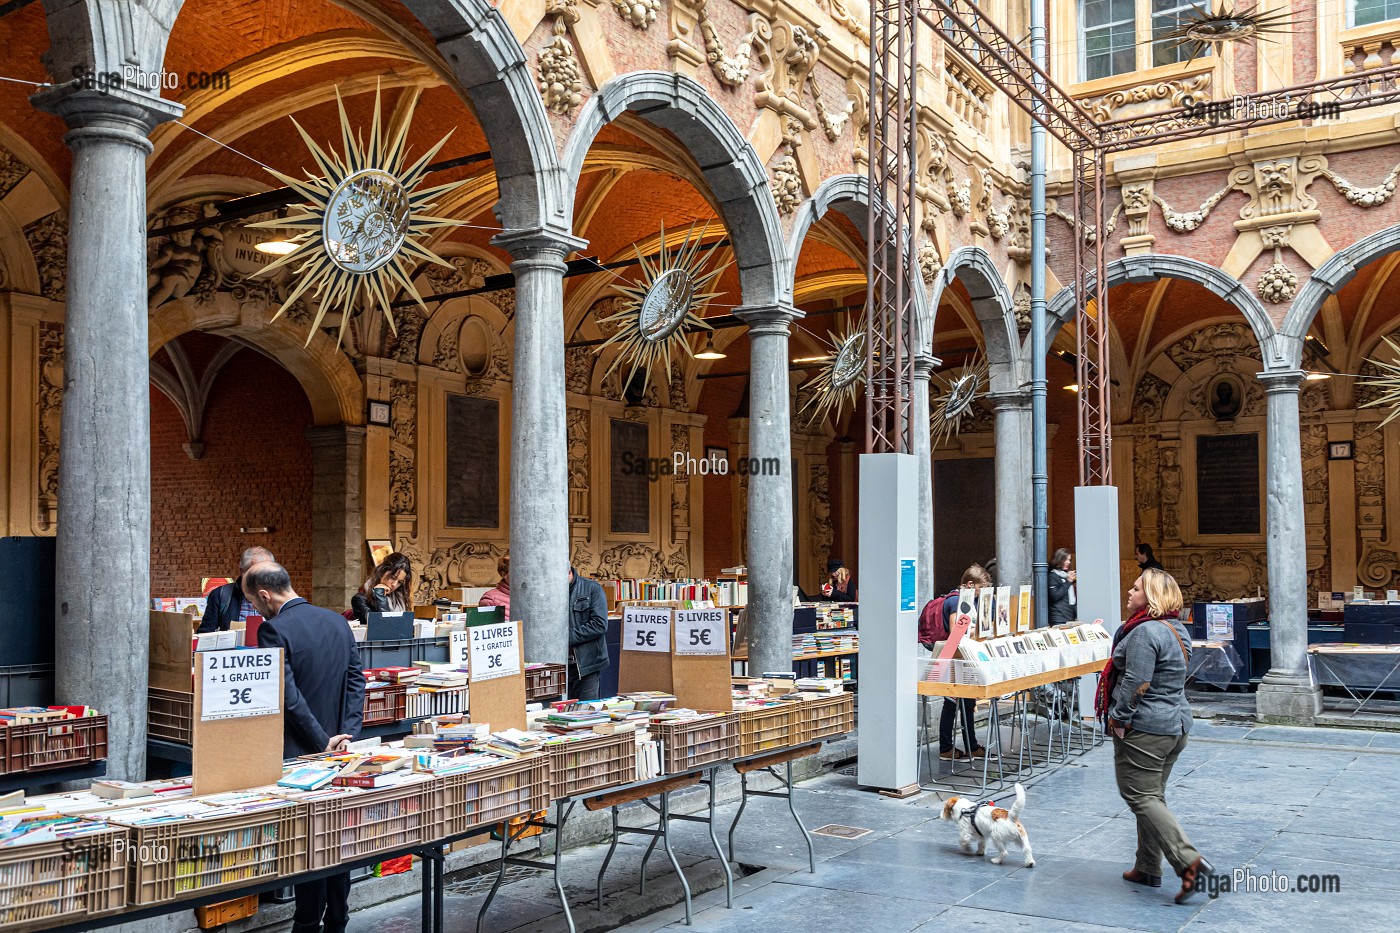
911;354;936;607
493;229;586;665
32;87;181;780
306;426;366;610
1256;370;1323;722
735;303;801;677
989;388;1033;587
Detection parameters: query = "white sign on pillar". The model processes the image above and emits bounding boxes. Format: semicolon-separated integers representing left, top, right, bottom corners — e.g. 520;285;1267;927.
857;452;920;793
1075;485;1122;710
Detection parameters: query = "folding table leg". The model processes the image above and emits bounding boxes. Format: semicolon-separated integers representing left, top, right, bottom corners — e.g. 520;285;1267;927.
704;768;734;906
784;760;816;874
476;832;511;930
727;771;749;860
596;806;621;908
658;791;693;925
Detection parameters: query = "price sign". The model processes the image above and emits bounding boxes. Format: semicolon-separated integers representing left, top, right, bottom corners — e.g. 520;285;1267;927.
622;607;672;653
469;621;521;681
200;648;281;721
675;609;726;656
449;630;470;666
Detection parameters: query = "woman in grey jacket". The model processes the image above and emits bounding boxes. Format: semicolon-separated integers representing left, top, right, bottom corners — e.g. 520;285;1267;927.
1096;568;1213;904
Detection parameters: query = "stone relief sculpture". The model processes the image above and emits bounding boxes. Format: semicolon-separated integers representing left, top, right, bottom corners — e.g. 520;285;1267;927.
389;380;417;517
37;323;63;531
25;212;67;303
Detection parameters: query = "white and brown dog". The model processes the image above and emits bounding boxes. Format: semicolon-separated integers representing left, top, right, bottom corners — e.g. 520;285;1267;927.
939;783;1035;867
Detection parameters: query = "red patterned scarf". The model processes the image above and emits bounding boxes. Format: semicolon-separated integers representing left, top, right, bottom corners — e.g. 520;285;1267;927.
1093;605;1172;725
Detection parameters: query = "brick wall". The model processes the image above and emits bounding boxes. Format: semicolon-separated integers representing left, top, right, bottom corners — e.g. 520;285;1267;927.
150;339;315;598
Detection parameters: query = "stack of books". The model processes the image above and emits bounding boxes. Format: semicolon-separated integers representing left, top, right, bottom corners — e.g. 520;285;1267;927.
365;667;420;685
539;709;610;733
794;677;845;696
479;729;546;758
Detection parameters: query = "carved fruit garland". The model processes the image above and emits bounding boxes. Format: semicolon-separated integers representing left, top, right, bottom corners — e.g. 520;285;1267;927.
539;0;585;115
611;0;659;29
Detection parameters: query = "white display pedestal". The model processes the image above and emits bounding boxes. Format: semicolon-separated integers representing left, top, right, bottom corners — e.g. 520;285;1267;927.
857;453;920;794
1074;485;1122;710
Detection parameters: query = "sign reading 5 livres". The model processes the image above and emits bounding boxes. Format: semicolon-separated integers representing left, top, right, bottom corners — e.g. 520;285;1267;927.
623;607;672;653
200;647;281;721
469;621;521;681
674;608;726;655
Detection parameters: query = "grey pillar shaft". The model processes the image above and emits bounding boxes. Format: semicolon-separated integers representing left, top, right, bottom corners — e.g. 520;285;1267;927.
35;90;180;781
1256;370;1323;722
494;229;586;665
912;355;936;608
736;304;800;677
306;426;366;610
990;390;1033;587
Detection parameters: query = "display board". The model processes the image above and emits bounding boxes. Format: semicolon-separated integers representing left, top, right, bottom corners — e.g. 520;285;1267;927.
1196;432;1260;535
466;615;526;731
933;457;995;593
670;608;732;711
610;419;649;534
445;393;499;528
149;610;195;692
618;605;675;694
192;647;284;795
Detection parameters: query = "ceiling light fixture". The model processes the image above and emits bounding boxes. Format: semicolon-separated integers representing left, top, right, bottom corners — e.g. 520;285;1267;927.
1304;371;1332;381
695;334;726;360
254;239;300;255
1064;383;1080;392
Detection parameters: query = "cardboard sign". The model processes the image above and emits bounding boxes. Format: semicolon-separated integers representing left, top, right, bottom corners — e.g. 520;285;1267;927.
468;621;521;681
449;630;470;666
674;609;726;656
623;606;672;653
199;648;280;721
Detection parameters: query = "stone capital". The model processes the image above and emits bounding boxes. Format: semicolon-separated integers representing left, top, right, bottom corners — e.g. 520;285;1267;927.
985;388;1033;412
734;303;803;336
32;86;182;150
1256;368;1306;395
912;353;939;380
491;227;588;263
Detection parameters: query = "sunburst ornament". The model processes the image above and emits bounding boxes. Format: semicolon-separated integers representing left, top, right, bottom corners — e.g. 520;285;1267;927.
930;354;990;448
596;222;730;389
1158;2;1295;64
1358;336;1400;429
249;84;468;346
798;327;867;428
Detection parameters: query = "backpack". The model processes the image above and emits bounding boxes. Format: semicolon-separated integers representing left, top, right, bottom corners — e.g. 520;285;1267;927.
918;591;954;648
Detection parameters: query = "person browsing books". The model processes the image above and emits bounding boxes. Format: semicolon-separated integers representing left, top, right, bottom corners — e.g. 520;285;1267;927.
197;546;273;633
933;564;990;761
568;565;609;700
244;561;366;933
350;551;413;624
479;553;511;621
1048;548;1077;626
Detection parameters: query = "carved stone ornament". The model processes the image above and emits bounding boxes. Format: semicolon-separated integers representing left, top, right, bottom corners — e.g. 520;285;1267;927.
918;242;943;285
1049;200;1121;244
1321;163;1400;208
389;379;417;516
810;73;853;142
567;407;590;524
1082;72;1212;122
696;0;768;87
539;33;585;114
949;176;970;218
809;462;833;575
771;155;803;214
26;212;68;303
612;0;659;29
1012;282;1031;333
755;20;821;115
1257;254;1299;304
1230;155;1326;222
1122;182;1153;237
0;144;27;199
36;323;62;531
1154;185;1232;233
817;0;870;43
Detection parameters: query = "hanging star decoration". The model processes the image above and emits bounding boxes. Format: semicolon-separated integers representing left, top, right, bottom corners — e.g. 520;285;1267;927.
931;354;990;448
1358;336;1400;429
250;84;468;347
798;326;867;428
1157;2;1295;65
596;221;730;390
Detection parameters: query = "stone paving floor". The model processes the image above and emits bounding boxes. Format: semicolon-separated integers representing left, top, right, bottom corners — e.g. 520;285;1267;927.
348;718;1399;933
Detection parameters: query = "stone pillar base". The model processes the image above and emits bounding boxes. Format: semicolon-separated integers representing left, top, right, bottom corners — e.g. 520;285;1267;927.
1255;673;1323;724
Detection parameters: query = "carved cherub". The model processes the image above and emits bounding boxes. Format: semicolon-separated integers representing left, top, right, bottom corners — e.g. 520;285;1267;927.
148;202;223;309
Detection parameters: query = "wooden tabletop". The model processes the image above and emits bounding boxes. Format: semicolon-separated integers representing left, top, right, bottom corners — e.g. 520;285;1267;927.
731;647;859;662
915;660;1105;699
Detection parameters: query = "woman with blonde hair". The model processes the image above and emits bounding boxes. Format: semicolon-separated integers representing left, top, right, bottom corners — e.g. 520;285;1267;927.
1095;567;1213;903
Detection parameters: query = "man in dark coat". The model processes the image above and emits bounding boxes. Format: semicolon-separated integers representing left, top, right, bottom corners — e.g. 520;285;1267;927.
197;546;273;633
568;565;610;700
245;561;365;933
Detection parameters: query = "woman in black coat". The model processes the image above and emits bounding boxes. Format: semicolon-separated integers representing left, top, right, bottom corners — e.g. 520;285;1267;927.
350;552;414;623
1047;547;1077;626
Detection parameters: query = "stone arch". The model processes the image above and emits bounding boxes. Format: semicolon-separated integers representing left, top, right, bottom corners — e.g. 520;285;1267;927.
1287;224;1400;356
930;246;1018;392
561;71;785;308
785;173;934;356
1045;254;1283;370
149;293;363;426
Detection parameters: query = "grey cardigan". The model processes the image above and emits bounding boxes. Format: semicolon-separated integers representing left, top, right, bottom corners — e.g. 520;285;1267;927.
1109;616;1193;736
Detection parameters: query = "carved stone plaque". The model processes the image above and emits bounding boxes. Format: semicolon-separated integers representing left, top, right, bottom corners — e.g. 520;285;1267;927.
1196;433;1260;536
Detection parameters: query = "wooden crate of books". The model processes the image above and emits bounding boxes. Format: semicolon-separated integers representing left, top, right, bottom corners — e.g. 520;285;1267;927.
110;800;309;906
298;777;442;870
524;663;567;701
0;825;128;932
440;755;549;838
737;703;797;757
546;732;636;799
361;684;408;726
4;715;108;774
651;712;739;774
798;693;855;743
148;687;193;744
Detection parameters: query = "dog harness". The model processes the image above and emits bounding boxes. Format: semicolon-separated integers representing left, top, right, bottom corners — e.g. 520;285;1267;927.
960;801;994;838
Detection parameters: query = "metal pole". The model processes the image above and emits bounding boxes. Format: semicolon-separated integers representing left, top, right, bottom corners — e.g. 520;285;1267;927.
1029;0;1049;627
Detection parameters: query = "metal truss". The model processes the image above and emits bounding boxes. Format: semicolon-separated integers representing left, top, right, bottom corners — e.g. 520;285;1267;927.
865;0;1400;483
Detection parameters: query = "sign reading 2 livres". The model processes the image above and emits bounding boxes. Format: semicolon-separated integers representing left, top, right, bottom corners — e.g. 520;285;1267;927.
469;621;522;681
674;608;726;656
200;647;281;721
623;606;672;653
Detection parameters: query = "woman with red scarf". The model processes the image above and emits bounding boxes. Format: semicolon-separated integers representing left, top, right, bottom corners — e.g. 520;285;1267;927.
1095;568;1213;904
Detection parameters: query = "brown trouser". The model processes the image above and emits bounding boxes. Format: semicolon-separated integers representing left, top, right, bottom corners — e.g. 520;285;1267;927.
1113;729;1201;877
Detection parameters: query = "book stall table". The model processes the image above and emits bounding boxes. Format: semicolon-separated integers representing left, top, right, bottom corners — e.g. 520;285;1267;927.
917;660;1105;795
1308;644;1400;715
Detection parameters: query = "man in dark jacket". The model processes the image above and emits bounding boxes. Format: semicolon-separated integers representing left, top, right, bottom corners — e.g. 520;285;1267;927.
568;566;610;700
1136;543;1165;572
245;561;365;933
197;546;274;633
